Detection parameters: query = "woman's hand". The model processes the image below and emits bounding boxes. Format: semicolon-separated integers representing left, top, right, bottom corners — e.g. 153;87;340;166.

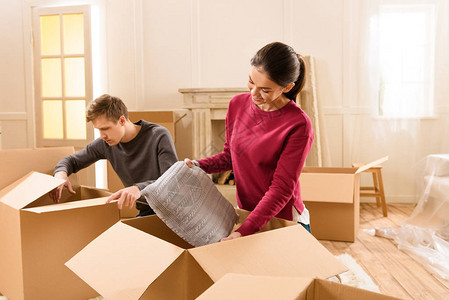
184;158;194;168
221;231;242;242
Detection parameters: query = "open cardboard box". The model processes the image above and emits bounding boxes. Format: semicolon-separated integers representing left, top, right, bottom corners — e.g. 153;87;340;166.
0;147;120;300
196;273;400;300
66;209;348;299
300;156;388;242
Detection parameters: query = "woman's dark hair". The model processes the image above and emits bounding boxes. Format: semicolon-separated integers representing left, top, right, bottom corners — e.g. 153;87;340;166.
250;42;306;101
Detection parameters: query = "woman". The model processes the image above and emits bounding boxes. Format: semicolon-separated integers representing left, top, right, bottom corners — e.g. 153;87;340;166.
185;42;314;241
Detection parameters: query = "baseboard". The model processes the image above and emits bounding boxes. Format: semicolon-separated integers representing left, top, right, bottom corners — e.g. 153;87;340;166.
360;195;418;204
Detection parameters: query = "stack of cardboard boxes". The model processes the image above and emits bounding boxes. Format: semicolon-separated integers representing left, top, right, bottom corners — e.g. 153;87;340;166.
0;149;396;299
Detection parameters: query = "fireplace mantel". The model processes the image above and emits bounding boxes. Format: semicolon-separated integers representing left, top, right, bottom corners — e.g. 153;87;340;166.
179;87;247;159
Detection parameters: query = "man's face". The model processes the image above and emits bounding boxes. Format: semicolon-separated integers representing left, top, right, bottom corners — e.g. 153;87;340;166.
91;115;126;146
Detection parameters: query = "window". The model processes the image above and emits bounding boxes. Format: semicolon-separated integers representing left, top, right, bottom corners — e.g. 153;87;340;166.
378;3;436;117
33;5;93;147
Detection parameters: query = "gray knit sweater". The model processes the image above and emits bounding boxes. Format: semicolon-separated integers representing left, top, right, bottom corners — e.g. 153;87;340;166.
54;120;178;192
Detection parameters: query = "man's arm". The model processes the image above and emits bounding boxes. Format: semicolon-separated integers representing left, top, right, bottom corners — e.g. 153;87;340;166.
54;139;105;175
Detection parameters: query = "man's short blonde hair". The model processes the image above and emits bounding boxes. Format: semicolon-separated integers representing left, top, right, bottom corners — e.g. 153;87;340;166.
86;94;129;122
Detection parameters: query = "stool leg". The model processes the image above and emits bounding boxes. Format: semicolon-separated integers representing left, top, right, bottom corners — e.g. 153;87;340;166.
372;172;381;207
376;169;388;217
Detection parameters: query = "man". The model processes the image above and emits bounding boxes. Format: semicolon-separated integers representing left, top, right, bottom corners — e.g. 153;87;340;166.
50;94;178;216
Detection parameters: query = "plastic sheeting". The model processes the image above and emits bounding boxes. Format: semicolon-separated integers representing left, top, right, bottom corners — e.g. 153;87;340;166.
365;154;449;279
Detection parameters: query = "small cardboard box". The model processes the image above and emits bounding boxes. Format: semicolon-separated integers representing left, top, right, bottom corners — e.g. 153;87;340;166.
66;209;348;299
300;157;388;242
0;168;120;298
196;273;400;300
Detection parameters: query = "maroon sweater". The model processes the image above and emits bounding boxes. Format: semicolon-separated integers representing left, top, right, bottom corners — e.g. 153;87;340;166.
197;93;314;236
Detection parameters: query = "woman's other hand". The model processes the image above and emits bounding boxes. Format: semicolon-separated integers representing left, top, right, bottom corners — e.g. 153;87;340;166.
221;231;242;242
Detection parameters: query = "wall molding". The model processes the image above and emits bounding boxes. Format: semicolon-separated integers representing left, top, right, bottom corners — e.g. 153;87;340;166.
133;0;144;110
438;105;449;114
322;106;373;115
361;195;418;205
282;0;293;44
0;112;28;120
189;0;200;87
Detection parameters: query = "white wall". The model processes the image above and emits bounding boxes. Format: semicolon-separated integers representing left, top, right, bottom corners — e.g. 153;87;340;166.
0;0;29;148
1;0;447;203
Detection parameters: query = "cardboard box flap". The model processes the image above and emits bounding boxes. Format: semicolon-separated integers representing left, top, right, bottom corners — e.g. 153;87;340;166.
65;221;185;299
0;172;65;210
354;156;389;174
197;274;401;300
22;197;111;213
300;173;355;203
312;278;401;300
189;225;347;281
197;273;314;300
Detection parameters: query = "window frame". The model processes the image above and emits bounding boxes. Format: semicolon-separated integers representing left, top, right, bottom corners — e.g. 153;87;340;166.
377;2;436;118
33;5;93;147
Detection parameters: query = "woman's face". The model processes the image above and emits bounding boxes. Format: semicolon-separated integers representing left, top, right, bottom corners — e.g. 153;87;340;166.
247;66;293;110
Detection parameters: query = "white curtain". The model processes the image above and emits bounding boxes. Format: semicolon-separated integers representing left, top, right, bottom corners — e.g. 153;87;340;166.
356;0;449;280
348;0;449;204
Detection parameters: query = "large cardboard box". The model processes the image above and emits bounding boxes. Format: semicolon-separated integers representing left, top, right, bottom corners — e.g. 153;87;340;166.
196;273;400;300
66;209;348;299
0;147;120;300
300;157;388;242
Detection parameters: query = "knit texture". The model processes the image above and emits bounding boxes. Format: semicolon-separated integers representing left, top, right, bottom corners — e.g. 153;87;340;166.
141;161;238;247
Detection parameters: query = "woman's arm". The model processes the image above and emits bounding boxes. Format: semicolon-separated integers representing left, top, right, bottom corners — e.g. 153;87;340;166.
236;129;314;236
194;109;234;174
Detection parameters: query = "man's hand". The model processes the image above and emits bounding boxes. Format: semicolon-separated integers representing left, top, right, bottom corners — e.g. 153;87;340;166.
221;231;242;242
49;171;76;203
106;185;141;210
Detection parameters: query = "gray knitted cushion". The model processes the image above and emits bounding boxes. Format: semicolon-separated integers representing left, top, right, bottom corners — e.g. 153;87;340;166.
141;161;238;247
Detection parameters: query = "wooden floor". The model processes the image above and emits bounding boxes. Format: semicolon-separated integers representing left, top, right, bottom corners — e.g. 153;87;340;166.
320;203;449;300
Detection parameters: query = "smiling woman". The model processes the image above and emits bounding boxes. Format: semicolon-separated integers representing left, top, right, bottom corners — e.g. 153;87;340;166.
247;67;293;112
185;42;314;241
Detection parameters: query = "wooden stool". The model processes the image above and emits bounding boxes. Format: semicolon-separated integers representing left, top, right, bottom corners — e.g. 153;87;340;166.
352;162;388;217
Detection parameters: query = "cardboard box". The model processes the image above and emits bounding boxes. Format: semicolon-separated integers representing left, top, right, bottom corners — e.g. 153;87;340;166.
0;147;77;189
196;273;400;300
215;184;237;207
66;209;348;299
300;157;389;242
0;169;119;299
107;111;176;218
